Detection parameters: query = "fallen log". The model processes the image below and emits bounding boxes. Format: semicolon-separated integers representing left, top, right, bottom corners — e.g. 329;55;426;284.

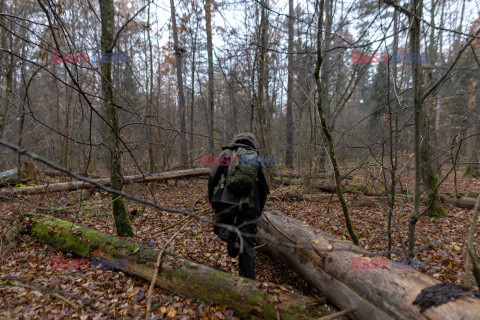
0;168;18;184
24;212;322;320
276;172;354;180
258;208;480;320
269;185;305;201
441;195;477;209
274;178;388;197
274;180;476;210
0;168;20;187
0;168;209;196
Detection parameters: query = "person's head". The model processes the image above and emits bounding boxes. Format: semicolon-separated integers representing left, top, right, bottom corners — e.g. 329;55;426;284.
232;132;258;147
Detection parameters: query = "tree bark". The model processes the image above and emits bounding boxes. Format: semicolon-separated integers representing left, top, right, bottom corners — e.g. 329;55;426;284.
189;21;199;168
98;0;133;236
147;1;155;173
0;0;12;140
170;0;187;168
408;0;422;255
26;213;321;320
285;0;294;168
0;24;13;140
391;0;445;220
258;208;480;320
466;78;478;176
256;0;269;155
205;0;215;154
0;168;209;196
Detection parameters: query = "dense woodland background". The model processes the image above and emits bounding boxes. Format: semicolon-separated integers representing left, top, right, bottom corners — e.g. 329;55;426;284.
0;0;478;176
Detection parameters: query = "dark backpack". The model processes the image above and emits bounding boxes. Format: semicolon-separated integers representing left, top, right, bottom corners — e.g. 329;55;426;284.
224;147;259;196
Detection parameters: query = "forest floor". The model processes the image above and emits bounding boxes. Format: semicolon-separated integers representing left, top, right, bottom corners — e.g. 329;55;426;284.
0;167;479;319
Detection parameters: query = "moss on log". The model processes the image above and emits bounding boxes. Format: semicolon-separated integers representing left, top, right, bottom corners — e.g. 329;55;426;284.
25;213;321;320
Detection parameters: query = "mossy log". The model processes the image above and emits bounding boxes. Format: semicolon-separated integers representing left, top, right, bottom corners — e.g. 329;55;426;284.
258;208;480;320
441;195;477;209
0;168;209;196
24;212;321;320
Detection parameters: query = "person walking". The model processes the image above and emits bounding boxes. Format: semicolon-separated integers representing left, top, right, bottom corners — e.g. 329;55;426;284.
208;132;269;280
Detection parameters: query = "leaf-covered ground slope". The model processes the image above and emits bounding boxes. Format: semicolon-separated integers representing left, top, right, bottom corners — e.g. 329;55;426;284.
0;171;478;319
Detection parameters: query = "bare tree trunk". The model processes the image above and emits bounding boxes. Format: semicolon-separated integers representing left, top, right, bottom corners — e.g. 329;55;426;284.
99;0;133;237
435;0;446;139
169;0;187;168
385;9;401;259
314;0;358;245
420;127;445;217
249;49;257;133
420;58;445;218
147;1;155;173
16;102;25;184
189;22;199;168
0;0;6;139
427;0;441;175
285;0;294;168
62;85;71;169
205;0;215;153
408;0;425;258
466;78;478;175
256;0;269;154
0;0;13;140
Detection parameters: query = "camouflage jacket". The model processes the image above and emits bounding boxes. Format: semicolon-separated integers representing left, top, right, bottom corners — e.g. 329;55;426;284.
208;138;269;215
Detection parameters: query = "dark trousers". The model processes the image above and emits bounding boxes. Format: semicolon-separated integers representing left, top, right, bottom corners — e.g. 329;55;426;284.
212;203;258;280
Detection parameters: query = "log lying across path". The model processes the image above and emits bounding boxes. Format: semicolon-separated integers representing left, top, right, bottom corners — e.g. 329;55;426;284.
25;213;321;320
441;195;478;209
276;172;354;180
258;208;480;320
0;168;18;187
0;168;209;196
275;178;480;210
273;178;390;197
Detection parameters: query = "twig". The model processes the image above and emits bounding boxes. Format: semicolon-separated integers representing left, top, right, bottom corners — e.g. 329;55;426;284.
317;308;354;320
156;216;190;233
145;224;186;320
11;282;77;308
